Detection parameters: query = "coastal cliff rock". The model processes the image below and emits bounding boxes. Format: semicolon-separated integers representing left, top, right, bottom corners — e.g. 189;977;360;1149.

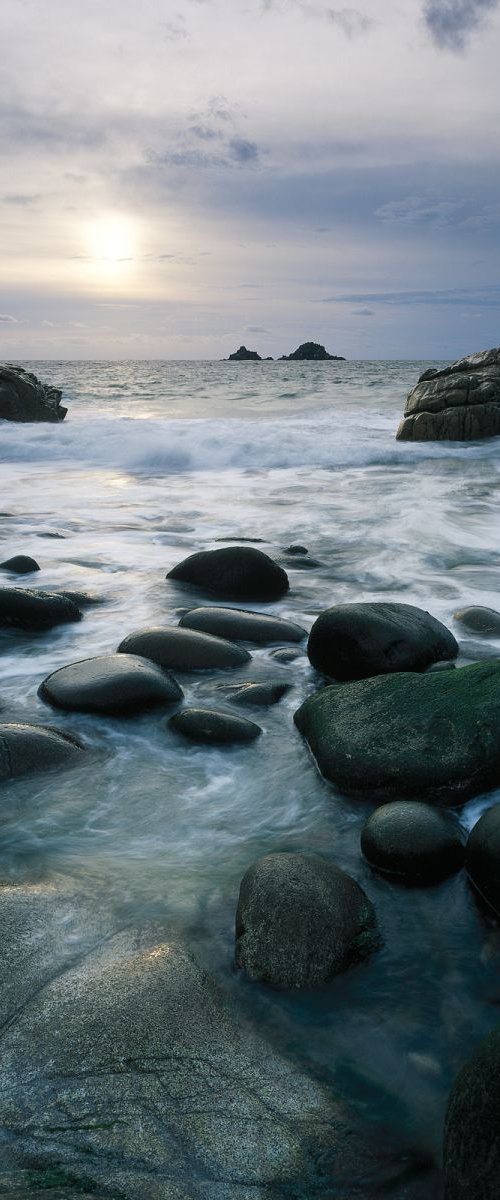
396;347;500;441
280;342;345;361
228;345;262;360
0;363;67;422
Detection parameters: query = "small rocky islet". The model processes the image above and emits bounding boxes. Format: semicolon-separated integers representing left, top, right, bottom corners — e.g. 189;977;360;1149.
2;358;500;1196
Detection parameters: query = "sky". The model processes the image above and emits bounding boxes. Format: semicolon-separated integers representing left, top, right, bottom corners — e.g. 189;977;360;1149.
1;0;500;360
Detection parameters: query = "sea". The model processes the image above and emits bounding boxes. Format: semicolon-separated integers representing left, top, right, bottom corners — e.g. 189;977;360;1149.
1;358;500;1174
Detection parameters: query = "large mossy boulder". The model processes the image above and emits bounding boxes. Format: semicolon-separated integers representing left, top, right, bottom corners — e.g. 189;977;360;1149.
466;803;500;917
396;347;500;441
167;546;289;602
307;602;457;681
117;625;250;672
39;654;183;715
235;852;378;989
444;1024;500;1199
180;605;306;644
0;722;85;781
0;363;67;422
0;587;82;630
294;661;500;804
280;342;345;361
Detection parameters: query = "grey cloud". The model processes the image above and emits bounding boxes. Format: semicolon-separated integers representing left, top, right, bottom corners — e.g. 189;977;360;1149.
0;102;106;150
148;95;260;171
352;307;375;315
0;192;41;206
323;285;500;306
376;195;465;226
423;0;498;49
229;138;259;163
162;16;188;41
264;1;374;33
0;314;17;322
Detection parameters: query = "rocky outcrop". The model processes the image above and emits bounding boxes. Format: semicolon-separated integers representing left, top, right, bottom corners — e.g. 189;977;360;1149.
444;1024;500;1199
307;601;457;681
361;802;465;883
168;546;290;602
39;654;183;715
235;852;378;989
0;363;67;422
280;342;345;361
396;347;500;441
294;661;500;804
227;345;262;360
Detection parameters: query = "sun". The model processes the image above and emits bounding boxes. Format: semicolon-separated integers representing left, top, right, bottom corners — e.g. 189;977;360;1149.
84;214;138;271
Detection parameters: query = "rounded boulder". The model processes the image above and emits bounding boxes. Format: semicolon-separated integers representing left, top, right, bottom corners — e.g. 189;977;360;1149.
180;605;305;644
307;602;458;681
0;722;85;781
39;654;183;716
117;626;250;672
466;803;500;917
444;1025;500;1199
167;547;289;602
0;587;82;630
235;853;379;989
0;555;40;575
454;606;500;636
361;802;465;883
169;707;261;744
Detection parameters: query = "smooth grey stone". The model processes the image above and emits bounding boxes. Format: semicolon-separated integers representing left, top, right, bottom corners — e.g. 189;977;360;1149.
118;625;250;672
60;590;105;607
294;661;500;804
0;362;67;422
454;605;500;636
39;654;183;715
466;803;500;917
444;1024;500;1199
396;346;500;441
286;544;308;555
0;586;82;630
235;852;378;989
361;802;465;883
0;555;40;574
180;605;305;644
307;601;457;681
169;707;261;744
168;546;289;602
270;647;304;662
0;722;85;781
227;681;290;706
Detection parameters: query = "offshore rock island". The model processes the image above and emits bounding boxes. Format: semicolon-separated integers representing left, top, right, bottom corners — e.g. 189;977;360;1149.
227;341;345;361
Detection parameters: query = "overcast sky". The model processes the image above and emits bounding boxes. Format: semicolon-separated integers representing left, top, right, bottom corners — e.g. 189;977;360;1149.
1;0;499;359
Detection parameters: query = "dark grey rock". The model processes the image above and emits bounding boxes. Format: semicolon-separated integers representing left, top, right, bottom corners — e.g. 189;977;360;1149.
235;852;378;989
286;544;308;555
0;587;82;630
227;681;290;706
426;659;456;672
454;605;500;636
39;654;183;715
361;802;465;883
307;601;458;681
270;646;304;663
168;547;289;602
294;661;500;804
466;803;500;917
180;604;305;643
0;363;67;422
227;345;262;360
169;707;261;744
444;1024;500;1200
280;343;345;361
0;555;40;574
117;625;250;672
59;590;104;607
396;346;500;441
0;722;85;781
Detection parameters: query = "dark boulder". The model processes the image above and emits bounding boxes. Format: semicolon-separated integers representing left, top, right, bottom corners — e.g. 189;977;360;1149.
39;654;183;716
466;803;500;917
168;547;289;602
307;602;457;681
227;681;290;706
294;661;500;804
0;363;67;422
271;646;303;662
0;587;82;630
0;555;40;575
396;347;500;441
361;802;465;883
180;604;304;643
117;626;250;672
0;722;85;781
280;343;345;361
285;544;309;555
235;853;378;989
169;707;261;744
454;605;500;636
227;345;262;361
444;1024;500;1199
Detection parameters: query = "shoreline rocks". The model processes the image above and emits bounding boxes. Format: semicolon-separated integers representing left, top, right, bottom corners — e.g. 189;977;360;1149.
117;625;251;672
444;1024;500;1199
361;802;465;884
0;722;85;781
169;706;262;743
168;546;290;602
0;363;67;422
307;601;458;681
39;654;183;715
180;604;305;643
465;803;500;917
396;346;500;441
0;554;40;575
0;586;82;630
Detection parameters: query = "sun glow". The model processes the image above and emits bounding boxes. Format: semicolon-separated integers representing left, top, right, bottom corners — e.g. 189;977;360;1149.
83;214;139;282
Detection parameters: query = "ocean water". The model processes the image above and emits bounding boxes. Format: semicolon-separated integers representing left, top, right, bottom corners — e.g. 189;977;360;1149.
2;358;500;1176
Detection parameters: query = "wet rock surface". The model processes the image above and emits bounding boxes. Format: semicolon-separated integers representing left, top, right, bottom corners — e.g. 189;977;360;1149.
168;547;289;602
396;346;500;441
227;681;290;707
0;555;40;575
169;706;262;744
466;803;500;917
444;1023;500;1200
454;605;500;636
39;654;183;715
361;802;465;883
294;661;500;803
0;363;67;423
235;852;379;989
307;601;458;681
0;723;85;781
118;625;250;672
0;587;82;631
180;605;305;644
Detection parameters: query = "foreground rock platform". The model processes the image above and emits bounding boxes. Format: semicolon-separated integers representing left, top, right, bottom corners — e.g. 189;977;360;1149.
307;601;457;680
396;346;500;441
0;363;67;422
294;661;500;804
168;546;289;602
39;654;183;715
